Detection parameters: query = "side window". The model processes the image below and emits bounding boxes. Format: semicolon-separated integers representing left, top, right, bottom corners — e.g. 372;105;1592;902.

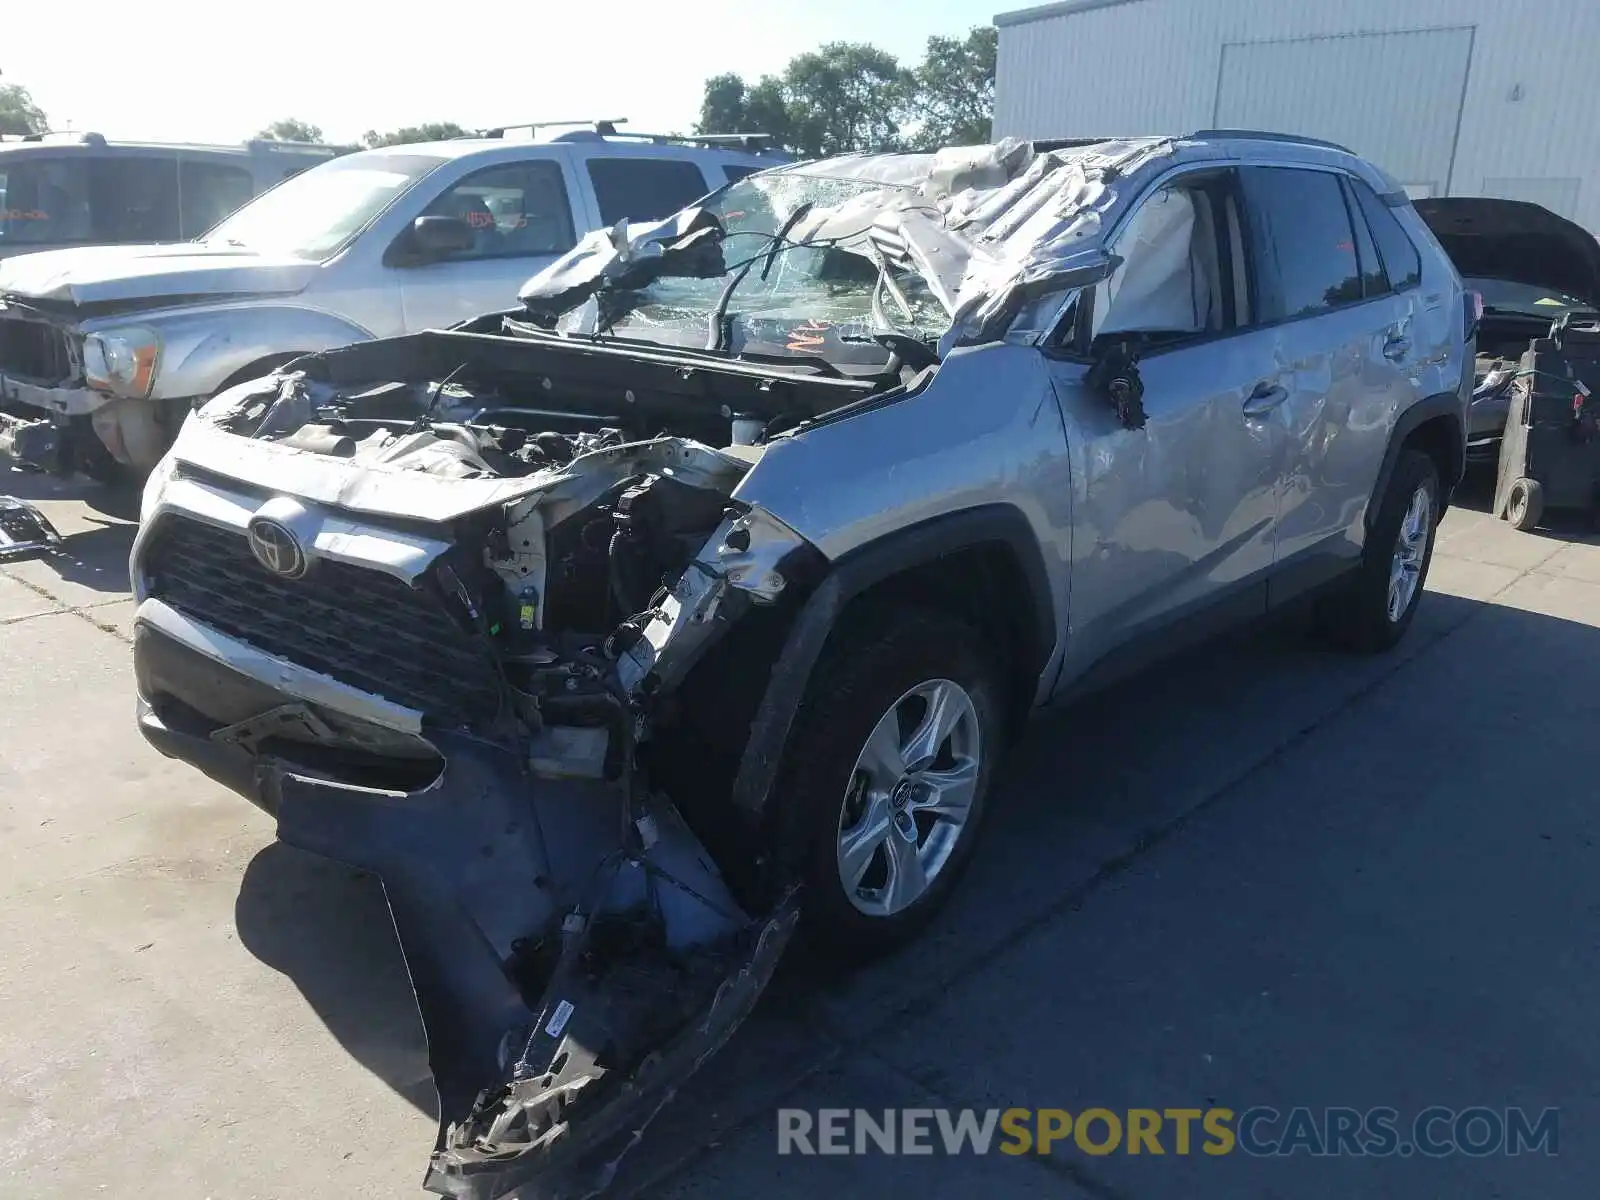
1350;178;1422;291
88;156;181;243
423;160;576;261
722;164;762;185
1240;167;1364;320
586;158;710;225
0;158;91;245
179;160;254;237
1090;177;1238;345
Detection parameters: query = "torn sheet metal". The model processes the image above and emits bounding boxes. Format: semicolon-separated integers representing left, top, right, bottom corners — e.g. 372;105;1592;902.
516;136;1175;352
264;734;799;1200
0;495;62;558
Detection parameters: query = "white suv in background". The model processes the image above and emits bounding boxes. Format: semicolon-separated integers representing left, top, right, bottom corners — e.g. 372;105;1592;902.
0;123;783;477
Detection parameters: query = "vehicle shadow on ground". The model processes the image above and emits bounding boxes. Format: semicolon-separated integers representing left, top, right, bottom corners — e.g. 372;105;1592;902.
228;584;1595;1191
0;465;140;521
2;468;138;595
16;520;138;594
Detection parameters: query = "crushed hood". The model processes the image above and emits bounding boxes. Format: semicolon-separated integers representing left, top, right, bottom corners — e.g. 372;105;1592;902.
1415;197;1600;307
0;241;319;312
518;137;1171;350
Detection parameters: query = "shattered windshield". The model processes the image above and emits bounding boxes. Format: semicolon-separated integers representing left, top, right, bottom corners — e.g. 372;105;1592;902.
203;152;445;260
563;173;953;361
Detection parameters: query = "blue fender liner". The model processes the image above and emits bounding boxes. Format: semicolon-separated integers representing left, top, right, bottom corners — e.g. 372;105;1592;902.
265;733;798;1200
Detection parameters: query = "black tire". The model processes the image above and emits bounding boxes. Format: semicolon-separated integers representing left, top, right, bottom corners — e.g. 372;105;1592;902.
772;606;1005;957
1315;449;1440;654
1506;477;1544;532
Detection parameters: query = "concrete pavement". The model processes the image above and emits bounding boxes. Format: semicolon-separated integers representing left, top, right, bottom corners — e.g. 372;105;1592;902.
1;466;1596;1199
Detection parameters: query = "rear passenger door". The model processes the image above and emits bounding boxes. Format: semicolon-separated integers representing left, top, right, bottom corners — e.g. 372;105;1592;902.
1238;166;1421;589
581;154;719;226
393;153;582;331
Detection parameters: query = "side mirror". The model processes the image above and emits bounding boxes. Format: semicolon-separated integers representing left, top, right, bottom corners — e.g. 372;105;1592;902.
409;215;475;259
1085;334;1148;430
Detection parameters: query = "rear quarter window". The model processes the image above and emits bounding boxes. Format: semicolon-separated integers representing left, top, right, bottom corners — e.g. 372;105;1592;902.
1351;179;1422;290
586;157;711;225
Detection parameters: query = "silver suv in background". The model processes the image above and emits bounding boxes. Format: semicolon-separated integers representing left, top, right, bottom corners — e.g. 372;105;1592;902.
0;124;783;477
130;131;1470;1199
0;132;343;259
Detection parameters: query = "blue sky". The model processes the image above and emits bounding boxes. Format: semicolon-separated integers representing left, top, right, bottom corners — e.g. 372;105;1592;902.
5;0;1008;145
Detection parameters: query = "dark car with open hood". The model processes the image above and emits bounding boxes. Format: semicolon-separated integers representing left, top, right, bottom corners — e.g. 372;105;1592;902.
129;132;1474;1199
1415;197;1600;461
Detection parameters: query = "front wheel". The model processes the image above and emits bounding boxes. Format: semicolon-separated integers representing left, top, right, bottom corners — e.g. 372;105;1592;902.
774;607;1005;957
1316;449;1440;653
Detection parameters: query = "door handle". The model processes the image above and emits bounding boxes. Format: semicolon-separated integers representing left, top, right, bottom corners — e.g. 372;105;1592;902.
1383;333;1412;361
1242;382;1289;417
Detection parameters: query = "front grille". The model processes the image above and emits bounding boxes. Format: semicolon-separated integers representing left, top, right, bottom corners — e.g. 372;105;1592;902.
0;316;72;383
142;516;502;727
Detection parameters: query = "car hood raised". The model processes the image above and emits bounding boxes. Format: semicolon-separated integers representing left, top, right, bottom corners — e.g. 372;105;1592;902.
1415;197;1600;307
0;241;320;313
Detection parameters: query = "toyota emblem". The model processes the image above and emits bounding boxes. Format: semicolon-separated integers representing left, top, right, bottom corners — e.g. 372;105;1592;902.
247;516;308;578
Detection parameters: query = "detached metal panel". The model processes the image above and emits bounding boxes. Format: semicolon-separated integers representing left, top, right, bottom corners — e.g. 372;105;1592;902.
1213;28;1475;195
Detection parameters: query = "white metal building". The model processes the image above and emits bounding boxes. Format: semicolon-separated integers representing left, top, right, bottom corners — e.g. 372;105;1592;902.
994;0;1600;232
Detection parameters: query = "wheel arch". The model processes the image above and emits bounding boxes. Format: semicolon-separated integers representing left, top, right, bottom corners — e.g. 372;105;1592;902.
722;503;1056;832
1368;391;1466;532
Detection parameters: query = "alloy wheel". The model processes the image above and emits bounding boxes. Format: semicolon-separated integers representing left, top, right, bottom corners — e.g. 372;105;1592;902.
1387;484;1433;622
835;678;982;918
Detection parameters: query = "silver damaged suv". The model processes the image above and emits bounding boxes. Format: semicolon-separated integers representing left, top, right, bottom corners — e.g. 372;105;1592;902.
130;132;1472;1199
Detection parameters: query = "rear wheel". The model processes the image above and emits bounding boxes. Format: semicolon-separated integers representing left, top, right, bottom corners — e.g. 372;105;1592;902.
1315;449;1440;653
773;607;1004;956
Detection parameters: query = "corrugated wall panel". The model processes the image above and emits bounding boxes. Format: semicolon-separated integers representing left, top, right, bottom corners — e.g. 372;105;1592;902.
1213;28;1474;192
995;0;1600;233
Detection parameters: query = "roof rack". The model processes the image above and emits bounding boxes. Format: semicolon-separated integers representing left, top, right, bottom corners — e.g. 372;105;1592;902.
0;130;106;146
244;138;340;155
552;128;779;153
1186;128;1355;154
471;119;779;153
475;118;630;139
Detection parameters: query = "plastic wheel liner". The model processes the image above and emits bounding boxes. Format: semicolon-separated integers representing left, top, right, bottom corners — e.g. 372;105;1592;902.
260;731;798;1200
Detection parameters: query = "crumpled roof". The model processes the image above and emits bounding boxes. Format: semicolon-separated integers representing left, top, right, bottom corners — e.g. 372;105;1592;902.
517;135;1177;351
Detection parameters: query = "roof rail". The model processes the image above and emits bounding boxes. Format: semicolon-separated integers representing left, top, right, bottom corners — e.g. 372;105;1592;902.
244;138;339;155
551;128;779;153
0;130;105;146
477;118;629;139
1187;128;1355;154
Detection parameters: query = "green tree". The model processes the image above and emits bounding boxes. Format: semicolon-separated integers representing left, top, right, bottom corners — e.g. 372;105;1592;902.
780;43;910;157
361;122;468;148
907;26;997;149
256;117;324;143
697;72;795;149
0;83;48;136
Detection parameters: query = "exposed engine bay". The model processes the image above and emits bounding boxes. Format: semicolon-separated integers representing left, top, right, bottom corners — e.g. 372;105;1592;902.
136;328;884;1199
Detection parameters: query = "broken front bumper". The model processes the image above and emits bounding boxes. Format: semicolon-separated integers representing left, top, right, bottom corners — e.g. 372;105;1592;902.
133;604;797;1200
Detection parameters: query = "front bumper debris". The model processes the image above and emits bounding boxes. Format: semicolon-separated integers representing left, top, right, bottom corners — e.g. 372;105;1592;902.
0;495;62;559
259;733;797;1200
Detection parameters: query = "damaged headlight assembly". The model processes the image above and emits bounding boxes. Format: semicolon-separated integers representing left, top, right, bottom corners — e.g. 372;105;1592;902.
83;326;162;398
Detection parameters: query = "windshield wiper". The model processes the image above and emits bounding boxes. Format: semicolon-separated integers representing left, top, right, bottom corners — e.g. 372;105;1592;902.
706;202;814;353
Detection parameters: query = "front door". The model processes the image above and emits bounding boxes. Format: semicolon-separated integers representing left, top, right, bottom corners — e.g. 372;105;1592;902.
395;156;580;332
1049;171;1292;682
